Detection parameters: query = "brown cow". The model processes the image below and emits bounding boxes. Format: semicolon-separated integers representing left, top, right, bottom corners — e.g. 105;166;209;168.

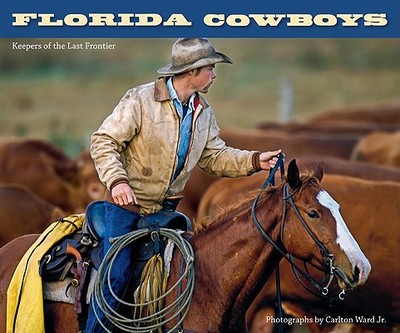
256;120;399;136
74;149;106;202
308;104;400;125
295;155;400;182
181;155;400;230
0;184;65;247
197;157;400;225
219;128;359;162
0;138;103;214
196;172;400;333
351;130;400;168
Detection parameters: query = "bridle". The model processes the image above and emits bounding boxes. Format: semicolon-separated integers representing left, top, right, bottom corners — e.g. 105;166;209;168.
280;183;346;301
250;155;348;320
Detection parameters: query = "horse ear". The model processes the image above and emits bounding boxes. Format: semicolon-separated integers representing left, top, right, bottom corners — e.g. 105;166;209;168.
313;161;324;182
287;159;301;190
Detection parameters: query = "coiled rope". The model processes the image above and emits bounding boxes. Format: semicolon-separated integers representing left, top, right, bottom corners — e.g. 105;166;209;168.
91;228;195;332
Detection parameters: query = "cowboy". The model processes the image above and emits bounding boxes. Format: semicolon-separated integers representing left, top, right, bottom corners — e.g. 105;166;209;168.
86;38;282;332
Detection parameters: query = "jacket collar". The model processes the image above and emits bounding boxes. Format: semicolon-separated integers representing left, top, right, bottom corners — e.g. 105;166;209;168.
154;77;209;110
154;77;171;102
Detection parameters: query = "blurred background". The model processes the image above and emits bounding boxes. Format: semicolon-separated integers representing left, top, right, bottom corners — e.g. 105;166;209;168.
0;38;399;156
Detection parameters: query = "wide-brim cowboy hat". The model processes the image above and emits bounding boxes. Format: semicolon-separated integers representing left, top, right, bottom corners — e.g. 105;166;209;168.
157;38;232;76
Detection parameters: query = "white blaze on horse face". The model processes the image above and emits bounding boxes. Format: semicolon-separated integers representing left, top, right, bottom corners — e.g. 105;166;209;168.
317;190;371;285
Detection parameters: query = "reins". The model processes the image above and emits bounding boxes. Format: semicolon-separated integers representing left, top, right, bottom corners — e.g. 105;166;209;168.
251;155;347;329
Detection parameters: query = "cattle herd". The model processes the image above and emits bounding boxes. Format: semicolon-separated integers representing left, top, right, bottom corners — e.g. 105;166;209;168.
0;103;399;333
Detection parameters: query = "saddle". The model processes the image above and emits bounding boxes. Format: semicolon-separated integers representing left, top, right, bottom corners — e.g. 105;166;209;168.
38;230;100;281
39;200;192;282
38;218;102;282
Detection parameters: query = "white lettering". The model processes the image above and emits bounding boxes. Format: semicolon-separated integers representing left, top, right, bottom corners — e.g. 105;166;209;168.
248;14;286;27
37;13;63;26
364;13;387;26
88;13;117;26
226;14;250;27
203;14;225;27
10;12;388;28
336;14;364;26
163;13;192;26
287;14;313;26
12;13;37;26
313;14;337;26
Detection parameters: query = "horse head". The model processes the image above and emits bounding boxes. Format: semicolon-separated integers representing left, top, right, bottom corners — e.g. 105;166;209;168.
281;159;371;294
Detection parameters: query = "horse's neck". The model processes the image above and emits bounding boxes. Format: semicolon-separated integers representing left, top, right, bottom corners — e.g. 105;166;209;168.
185;190;283;332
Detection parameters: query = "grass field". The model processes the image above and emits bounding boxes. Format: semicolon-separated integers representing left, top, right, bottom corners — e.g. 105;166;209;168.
1;38;399;156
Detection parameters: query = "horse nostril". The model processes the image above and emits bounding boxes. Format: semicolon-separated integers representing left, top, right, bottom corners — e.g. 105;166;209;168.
354;264;361;282
354;259;372;286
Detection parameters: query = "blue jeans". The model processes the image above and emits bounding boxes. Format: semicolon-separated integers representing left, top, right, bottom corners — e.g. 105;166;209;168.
85;201;141;333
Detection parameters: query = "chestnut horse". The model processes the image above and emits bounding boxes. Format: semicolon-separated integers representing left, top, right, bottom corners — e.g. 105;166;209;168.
0;160;371;333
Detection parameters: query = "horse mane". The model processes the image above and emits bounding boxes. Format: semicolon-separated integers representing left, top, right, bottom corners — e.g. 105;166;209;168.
195;184;279;233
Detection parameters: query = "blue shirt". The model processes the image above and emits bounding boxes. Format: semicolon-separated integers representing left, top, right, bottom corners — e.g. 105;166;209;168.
167;77;195;181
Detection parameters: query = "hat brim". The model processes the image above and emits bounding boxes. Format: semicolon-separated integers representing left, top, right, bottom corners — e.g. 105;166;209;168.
157;51;232;76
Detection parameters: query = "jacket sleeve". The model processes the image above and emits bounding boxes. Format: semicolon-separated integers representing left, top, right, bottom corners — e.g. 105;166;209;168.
90;89;142;190
197;110;261;177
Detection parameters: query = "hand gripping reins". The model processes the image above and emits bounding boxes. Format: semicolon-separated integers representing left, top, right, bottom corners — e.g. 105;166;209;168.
91;228;195;333
250;155;347;331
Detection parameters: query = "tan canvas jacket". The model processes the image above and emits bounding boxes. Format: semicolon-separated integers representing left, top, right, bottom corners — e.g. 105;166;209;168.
91;77;260;214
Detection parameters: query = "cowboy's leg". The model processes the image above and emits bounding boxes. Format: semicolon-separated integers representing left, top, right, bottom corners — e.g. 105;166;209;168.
86;201;140;333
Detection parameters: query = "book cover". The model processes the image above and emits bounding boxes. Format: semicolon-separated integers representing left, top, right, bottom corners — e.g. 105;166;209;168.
0;1;399;332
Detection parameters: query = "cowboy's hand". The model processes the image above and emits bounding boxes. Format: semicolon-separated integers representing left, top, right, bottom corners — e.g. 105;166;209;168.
111;183;138;206
259;149;283;171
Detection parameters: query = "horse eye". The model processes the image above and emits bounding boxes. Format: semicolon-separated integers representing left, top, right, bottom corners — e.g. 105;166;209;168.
307;210;319;219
